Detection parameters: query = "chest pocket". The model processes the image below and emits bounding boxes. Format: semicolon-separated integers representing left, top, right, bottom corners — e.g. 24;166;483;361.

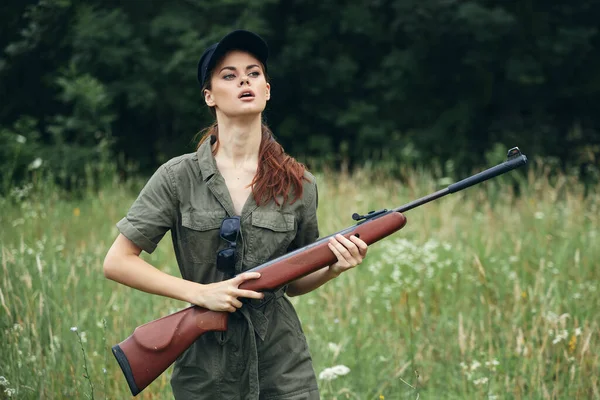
245;211;296;265
180;210;226;263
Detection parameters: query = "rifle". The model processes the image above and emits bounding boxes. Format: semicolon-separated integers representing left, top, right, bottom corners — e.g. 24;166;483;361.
112;147;528;396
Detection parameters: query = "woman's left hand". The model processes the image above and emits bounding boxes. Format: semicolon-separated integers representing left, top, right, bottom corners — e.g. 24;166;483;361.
327;234;368;277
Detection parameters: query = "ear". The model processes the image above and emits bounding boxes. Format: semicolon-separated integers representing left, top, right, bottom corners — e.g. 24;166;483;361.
204;89;215;107
265;83;271;101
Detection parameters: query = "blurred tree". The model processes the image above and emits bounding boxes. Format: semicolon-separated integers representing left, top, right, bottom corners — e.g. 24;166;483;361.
0;0;598;189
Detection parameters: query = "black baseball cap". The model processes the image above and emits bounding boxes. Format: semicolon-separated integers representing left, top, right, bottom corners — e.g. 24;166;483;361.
197;30;269;88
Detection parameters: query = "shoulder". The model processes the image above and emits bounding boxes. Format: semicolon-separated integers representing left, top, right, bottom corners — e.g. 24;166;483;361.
146;153;198;199
297;169;318;209
163;152;197;170
301;170;318;197
302;170;317;185
159;152;201;179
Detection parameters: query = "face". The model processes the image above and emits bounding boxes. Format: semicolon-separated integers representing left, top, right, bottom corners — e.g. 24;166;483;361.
204;50;271;118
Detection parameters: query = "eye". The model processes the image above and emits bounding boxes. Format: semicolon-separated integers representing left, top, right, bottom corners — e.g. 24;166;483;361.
223;74;235;80
249;71;260;77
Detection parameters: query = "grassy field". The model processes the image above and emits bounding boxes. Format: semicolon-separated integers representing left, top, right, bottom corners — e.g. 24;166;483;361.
0;163;598;399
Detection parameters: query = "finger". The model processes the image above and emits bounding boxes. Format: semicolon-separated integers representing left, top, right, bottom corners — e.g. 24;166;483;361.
233;272;261;284
328;240;350;265
231;297;243;309
236;289;264;299
350;235;368;256
335;234;361;258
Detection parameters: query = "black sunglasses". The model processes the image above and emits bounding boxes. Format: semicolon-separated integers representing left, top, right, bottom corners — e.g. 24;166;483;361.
216;216;241;276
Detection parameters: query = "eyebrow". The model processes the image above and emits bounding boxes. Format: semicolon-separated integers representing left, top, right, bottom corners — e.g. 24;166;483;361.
219;64;261;73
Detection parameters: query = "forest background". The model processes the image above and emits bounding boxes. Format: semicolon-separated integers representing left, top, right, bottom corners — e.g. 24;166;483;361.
1;1;599;399
1;0;599;189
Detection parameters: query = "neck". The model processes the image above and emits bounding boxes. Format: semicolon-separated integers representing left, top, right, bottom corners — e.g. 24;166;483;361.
214;114;262;167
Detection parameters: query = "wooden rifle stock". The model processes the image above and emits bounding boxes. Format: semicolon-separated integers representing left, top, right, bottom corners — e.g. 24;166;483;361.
112;211;407;396
112;307;228;396
113;146;528;395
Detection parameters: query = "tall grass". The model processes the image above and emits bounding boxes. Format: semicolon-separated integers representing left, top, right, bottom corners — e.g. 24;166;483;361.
0;162;598;399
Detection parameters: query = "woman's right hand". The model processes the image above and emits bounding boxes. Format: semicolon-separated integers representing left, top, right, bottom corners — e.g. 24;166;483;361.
193;272;264;313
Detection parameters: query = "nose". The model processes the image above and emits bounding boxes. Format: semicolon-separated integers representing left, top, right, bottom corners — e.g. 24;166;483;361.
239;75;250;86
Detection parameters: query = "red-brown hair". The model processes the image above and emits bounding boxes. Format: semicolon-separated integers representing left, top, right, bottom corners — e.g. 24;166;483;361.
197;123;307;206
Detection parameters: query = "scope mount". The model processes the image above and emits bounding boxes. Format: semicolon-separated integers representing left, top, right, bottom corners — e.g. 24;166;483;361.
351;209;389;222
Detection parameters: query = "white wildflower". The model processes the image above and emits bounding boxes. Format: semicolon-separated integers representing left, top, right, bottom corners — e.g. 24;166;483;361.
5;387;16;397
327;342;341;353
485;359;500;371
318;365;350;381
318;369;337;381
330;365;350;376
546;312;558;323
80;331;87;343
368;261;383;274
16;134;26;144
28;158;43;170
534;211;545;220
552;329;569;345
470;360;481;371
70;326;78;332
473;377;488;386
485;359;500;367
0;376;8;386
575;327;582;336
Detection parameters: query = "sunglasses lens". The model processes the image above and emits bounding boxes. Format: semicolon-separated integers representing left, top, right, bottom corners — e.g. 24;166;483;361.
220;217;240;243
217;247;236;274
217;216;240;275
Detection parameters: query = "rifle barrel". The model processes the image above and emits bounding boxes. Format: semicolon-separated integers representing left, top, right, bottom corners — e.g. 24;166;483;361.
394;150;527;214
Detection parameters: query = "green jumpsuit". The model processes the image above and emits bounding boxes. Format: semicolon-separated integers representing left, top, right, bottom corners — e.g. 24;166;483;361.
116;139;321;399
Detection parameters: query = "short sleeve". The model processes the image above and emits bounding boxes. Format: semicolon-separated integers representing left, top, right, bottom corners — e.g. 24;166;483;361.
116;164;178;254
288;180;319;251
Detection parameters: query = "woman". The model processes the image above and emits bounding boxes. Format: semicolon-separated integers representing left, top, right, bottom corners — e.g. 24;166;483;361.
103;30;368;399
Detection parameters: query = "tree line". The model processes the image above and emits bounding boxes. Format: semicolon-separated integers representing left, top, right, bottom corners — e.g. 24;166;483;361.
1;0;599;192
